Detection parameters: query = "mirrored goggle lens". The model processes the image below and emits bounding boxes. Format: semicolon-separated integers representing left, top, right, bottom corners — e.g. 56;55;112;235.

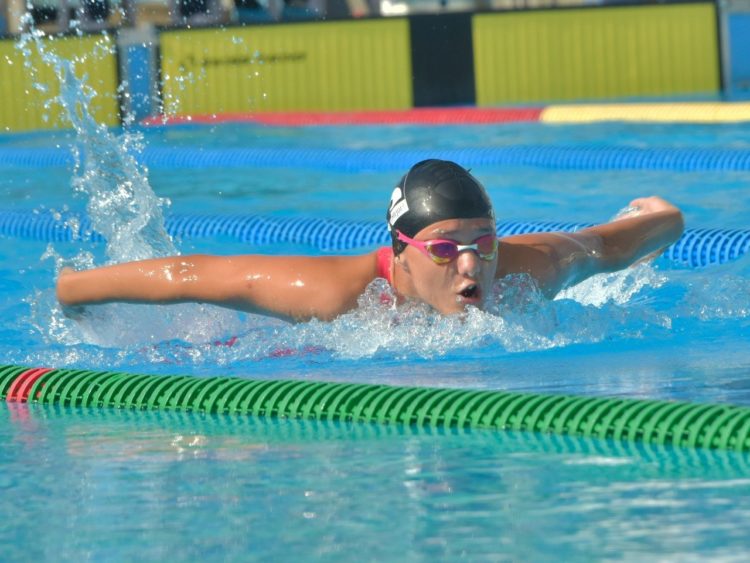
426;242;459;261
425;236;498;263
475;235;498;258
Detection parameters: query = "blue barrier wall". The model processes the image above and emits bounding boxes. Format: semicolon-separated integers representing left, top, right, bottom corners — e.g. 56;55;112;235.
728;13;750;99
124;43;155;121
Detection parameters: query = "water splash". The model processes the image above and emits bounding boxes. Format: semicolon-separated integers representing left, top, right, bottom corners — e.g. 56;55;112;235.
17;18;175;262
284;268;673;360
557;263;667;307
16;14;242;349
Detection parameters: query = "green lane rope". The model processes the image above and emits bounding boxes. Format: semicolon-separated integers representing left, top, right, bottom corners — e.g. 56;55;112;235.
3;364;750;452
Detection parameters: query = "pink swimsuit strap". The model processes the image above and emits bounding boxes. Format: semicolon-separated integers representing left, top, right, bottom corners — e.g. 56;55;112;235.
376;246;393;285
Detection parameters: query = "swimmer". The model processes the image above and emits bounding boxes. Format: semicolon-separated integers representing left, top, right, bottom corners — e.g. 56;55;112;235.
56;159;684;322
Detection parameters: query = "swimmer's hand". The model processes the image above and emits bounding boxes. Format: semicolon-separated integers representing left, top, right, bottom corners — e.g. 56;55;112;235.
57;267;88;320
612;196;681;222
611;196;683;264
630;196;681;215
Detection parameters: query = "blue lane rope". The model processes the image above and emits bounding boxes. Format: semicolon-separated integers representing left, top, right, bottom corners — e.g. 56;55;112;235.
4;145;750;171
1;209;748;267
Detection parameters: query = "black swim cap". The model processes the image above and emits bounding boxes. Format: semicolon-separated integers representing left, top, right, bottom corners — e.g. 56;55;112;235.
386;159;495;254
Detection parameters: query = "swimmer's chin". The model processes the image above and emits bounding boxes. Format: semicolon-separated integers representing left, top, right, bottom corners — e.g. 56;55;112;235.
433;297;487;315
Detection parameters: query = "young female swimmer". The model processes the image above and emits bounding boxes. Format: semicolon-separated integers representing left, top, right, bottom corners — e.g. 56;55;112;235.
56;159;685;322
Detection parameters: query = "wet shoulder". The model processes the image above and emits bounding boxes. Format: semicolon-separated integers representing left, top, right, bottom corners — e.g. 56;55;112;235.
496;236;560;297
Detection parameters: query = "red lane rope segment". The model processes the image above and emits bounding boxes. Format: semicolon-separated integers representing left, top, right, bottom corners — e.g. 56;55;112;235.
6;368;52;403
142;107;544;127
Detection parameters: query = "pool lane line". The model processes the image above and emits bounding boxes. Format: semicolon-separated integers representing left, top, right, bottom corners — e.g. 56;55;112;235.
141;108;543;127
139;103;750;127
540;103;750;124
3;365;750;452
1;210;747;268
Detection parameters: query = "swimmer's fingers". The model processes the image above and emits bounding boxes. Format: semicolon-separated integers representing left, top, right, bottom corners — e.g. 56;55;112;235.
629;197;682;264
627;196;680;215
610;205;641;222
611;196;681;223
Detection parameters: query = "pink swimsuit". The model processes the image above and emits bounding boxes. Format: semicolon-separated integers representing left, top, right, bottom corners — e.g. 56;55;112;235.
375;247;393;285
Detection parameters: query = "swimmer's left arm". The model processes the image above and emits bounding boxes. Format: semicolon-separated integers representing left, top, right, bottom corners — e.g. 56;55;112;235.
499;196;684;297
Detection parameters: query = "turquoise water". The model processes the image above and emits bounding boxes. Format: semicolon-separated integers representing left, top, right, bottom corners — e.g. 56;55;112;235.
3;405;750;561
1;120;750;559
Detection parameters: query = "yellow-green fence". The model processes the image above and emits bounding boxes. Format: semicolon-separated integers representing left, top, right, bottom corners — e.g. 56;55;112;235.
473;3;720;105
0;34;119;132
159;19;413;115
0;4;725;130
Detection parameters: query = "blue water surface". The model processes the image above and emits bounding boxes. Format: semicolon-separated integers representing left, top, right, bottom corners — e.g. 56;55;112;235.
1;120;750;560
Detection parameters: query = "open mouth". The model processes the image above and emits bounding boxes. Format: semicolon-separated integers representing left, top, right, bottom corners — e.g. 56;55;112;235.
459;283;480;300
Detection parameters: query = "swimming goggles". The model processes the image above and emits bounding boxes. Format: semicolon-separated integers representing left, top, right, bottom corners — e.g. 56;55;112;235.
396;230;498;264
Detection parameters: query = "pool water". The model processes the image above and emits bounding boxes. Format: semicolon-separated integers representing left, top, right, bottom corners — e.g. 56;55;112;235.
2;117;750;559
4;407;750;561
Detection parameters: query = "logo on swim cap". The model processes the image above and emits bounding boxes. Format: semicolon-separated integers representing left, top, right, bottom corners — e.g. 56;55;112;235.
388;187;409;227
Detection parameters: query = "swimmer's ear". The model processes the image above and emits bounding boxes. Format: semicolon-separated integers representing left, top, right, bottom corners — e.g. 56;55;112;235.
395;254;410;273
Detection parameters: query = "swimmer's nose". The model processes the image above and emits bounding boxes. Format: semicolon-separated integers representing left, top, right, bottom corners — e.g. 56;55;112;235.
456;248;481;277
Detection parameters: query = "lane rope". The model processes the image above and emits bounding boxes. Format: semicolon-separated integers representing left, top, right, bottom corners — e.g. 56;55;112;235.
1;210;747;267
4;145;750;171
3;364;750;452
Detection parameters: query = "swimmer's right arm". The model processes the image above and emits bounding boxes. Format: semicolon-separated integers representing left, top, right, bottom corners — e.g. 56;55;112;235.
56;253;379;322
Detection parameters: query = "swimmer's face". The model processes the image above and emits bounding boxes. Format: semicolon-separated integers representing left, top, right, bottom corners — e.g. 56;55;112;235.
396;218;497;315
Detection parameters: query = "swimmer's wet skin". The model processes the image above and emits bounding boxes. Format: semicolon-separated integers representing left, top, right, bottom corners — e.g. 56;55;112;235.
56;159;685;322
